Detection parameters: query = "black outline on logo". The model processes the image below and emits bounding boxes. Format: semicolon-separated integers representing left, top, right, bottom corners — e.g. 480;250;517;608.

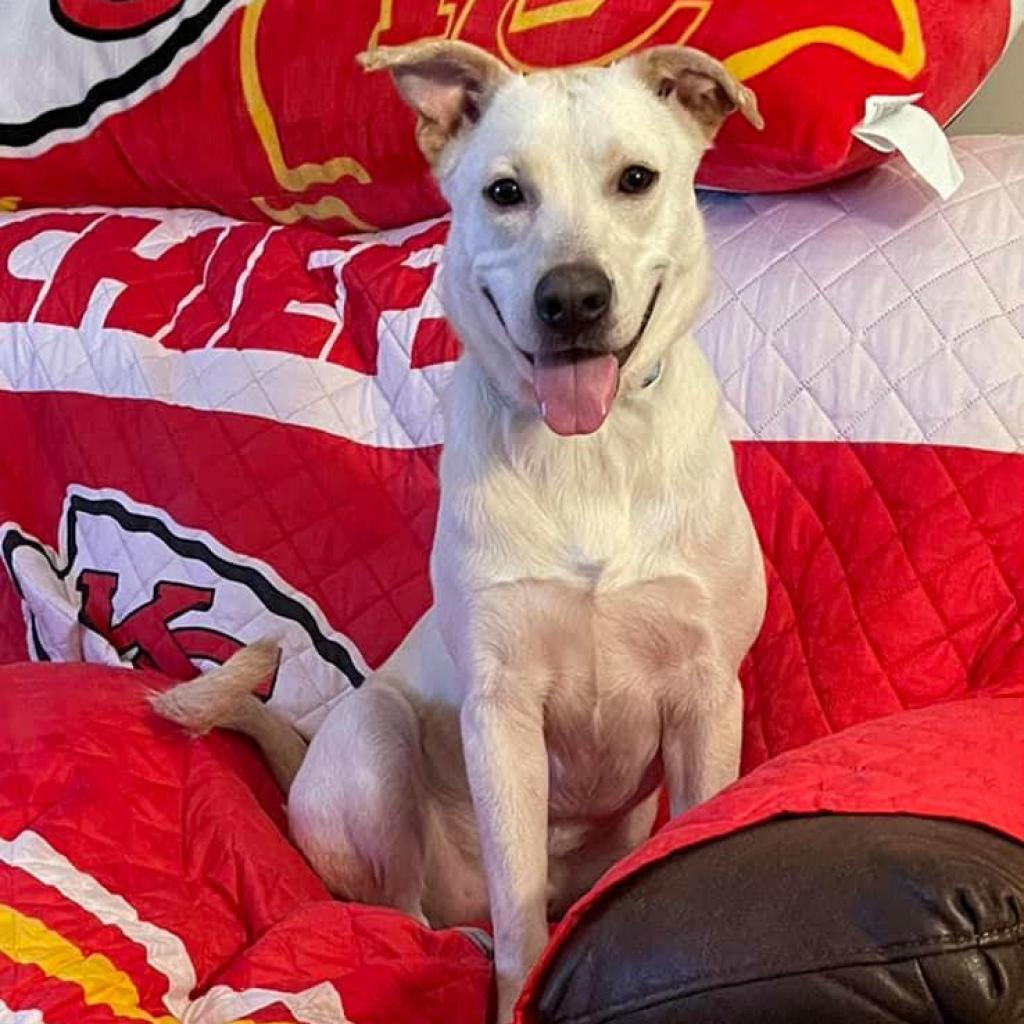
1;492;365;687
1;0;236;148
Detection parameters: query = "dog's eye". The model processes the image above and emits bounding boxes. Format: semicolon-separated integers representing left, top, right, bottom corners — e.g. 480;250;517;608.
618;165;659;195
485;178;525;207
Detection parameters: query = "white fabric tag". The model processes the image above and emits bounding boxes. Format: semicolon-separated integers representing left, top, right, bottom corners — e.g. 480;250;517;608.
852;94;965;200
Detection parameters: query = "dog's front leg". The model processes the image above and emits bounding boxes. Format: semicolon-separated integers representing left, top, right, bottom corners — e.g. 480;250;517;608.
461;690;549;1024
662;675;743;819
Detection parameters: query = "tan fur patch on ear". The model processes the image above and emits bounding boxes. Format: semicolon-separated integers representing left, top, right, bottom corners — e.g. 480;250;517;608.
675;70;737;138
359;41;512;166
631;46;763;140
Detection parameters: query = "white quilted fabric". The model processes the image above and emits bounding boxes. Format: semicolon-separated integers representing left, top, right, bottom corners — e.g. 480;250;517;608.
0;213;452;450
698;135;1024;452
0;138;1020;455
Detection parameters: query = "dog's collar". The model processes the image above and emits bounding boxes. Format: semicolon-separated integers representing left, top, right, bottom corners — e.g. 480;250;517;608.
640;361;662;390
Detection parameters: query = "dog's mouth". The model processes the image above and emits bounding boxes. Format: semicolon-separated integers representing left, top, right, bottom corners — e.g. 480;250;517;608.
525;283;661;437
512;283;661;372
481;281;662;437
612;281;662;369
482;286;508;334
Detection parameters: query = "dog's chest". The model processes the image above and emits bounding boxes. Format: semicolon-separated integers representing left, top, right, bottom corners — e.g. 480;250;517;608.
483;574;708;818
481;484;688;594
545;675;662;821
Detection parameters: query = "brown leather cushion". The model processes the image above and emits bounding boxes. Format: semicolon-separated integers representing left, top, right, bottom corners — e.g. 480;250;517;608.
537;815;1024;1023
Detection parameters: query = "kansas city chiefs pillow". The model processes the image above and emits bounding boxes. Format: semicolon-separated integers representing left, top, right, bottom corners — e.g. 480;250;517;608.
0;1;1019;232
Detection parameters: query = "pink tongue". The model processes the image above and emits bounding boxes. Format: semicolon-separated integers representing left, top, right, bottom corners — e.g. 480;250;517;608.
532;353;620;436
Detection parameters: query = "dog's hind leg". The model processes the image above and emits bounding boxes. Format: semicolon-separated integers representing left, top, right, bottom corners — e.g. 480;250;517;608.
288;678;429;923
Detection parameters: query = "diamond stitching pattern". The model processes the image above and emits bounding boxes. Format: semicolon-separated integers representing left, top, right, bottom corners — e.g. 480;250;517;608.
0;138;1022;1024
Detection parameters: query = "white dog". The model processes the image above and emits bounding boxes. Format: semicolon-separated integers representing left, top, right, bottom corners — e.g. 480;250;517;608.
155;41;766;1024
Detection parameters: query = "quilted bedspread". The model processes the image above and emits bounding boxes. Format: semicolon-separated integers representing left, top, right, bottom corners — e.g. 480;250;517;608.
0;136;1022;1023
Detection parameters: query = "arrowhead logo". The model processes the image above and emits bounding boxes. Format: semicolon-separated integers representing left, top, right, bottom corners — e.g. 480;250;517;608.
1;486;367;736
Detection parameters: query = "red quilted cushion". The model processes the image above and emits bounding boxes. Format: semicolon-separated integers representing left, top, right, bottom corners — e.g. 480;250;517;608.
736;441;1024;769
0;663;493;1024
0;2;1018;230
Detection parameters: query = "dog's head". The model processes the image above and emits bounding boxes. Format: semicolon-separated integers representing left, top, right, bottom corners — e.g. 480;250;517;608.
361;42;761;436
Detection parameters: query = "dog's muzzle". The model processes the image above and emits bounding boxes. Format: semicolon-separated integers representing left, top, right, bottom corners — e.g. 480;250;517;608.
479;273;661;436
523;282;662;438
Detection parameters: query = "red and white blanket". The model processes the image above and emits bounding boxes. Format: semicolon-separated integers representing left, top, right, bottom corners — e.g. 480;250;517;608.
0;137;1021;1023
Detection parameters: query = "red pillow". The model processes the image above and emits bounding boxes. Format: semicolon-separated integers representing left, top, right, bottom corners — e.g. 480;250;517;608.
0;1;1018;232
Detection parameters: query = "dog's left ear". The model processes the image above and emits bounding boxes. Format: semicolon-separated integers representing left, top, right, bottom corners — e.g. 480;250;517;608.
629;46;763;140
359;41;512;166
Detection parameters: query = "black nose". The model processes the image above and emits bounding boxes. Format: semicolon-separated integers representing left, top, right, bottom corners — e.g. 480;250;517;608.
534;262;612;336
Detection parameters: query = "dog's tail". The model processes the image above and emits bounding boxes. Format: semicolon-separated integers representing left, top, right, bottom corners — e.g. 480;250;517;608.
150;642;307;793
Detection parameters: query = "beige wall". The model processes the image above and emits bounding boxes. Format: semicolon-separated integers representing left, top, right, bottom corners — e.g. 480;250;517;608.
950;30;1024;134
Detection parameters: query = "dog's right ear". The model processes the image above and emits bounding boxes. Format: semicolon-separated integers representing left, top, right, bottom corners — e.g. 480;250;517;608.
359;41;512;166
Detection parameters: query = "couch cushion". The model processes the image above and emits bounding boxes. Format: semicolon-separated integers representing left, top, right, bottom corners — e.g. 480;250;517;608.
0;663;492;1024
538;815;1024;1024
522;693;1024;1022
